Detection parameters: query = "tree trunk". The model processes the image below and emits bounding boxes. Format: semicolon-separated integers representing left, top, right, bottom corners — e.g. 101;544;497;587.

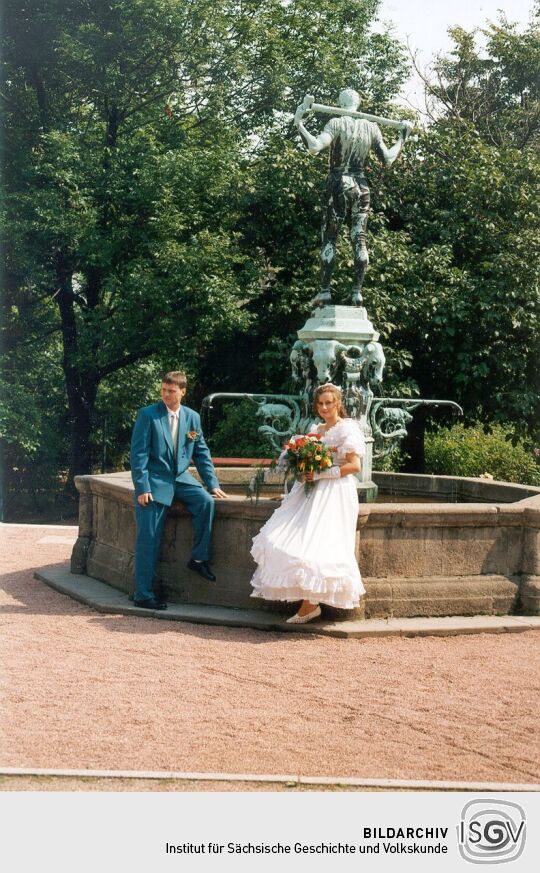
65;375;99;483
55;261;100;489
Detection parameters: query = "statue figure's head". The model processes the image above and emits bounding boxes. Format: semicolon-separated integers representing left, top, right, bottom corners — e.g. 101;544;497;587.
338;89;360;111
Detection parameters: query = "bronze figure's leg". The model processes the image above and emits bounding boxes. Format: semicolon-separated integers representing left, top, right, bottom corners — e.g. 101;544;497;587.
349;182;370;306
314;180;345;308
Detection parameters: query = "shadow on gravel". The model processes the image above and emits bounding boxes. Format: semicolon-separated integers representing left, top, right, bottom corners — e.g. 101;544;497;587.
2;565;306;647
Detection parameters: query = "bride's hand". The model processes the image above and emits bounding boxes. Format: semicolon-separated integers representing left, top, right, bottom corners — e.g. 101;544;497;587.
304;471;314;482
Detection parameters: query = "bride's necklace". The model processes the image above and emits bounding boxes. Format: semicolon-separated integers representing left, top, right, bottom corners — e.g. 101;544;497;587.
321;417;341;435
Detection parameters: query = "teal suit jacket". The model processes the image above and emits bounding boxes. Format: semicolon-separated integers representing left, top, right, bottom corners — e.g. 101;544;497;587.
130;401;219;506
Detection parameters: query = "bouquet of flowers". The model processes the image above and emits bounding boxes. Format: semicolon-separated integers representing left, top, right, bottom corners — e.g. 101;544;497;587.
281;433;335;495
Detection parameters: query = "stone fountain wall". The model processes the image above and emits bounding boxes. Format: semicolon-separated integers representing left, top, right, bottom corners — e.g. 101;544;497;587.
71;471;540;619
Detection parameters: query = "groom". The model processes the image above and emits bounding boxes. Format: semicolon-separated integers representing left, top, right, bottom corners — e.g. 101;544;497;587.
130;371;227;609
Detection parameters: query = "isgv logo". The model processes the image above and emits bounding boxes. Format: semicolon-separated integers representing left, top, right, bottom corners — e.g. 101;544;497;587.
458;799;526;864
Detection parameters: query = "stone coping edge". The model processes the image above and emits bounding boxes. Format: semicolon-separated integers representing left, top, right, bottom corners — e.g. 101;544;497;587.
1;768;538;792
35;565;540;640
76;469;540;498
73;474;540;528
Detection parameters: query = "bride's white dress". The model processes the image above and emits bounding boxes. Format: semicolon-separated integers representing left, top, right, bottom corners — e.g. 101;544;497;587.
250;418;366;609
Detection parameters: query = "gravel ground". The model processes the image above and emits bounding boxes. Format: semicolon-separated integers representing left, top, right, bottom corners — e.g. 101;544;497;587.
1;525;539;786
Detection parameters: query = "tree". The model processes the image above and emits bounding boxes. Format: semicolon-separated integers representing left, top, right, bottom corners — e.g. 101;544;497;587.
219;14;540;460
2;0;407;494
2;0;254;484
346;14;540;447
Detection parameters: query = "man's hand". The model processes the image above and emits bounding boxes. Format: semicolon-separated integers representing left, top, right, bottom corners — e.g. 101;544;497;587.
211;487;228;499
293;104;305;127
137;492;153;506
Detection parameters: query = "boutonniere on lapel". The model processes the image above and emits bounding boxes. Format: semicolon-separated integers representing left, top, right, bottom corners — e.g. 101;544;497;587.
186;430;199;441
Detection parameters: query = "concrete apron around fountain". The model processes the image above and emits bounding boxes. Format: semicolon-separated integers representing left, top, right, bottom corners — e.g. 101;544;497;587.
69;470;540;621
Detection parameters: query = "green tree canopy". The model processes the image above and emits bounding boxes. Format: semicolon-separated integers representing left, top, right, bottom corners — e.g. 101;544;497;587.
1;0;406;494
2;3;538;510
384;17;540;435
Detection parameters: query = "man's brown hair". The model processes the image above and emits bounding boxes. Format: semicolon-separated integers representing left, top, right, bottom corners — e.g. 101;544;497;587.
162;371;187;389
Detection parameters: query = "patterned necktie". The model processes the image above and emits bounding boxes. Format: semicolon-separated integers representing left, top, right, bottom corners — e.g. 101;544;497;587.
169;412;179;456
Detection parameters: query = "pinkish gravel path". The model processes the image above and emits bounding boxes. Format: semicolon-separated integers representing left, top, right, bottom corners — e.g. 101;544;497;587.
1;524;539;784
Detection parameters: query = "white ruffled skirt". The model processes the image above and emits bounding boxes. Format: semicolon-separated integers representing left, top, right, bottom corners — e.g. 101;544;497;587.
250;476;365;609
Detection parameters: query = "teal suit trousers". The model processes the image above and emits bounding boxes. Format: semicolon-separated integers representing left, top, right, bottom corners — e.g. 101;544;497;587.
134;477;215;602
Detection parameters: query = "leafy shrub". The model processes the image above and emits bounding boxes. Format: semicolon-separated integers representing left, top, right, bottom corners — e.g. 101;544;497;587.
424;423;540;486
373;446;407;472
207;400;274;458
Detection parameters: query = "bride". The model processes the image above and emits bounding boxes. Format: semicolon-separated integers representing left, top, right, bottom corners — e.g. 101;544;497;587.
250;383;365;624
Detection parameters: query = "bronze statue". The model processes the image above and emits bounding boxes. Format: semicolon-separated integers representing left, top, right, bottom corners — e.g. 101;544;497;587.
294;89;412;308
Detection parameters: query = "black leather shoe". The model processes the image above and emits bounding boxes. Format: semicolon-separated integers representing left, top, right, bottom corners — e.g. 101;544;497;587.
133;598;168;610
187;559;216;582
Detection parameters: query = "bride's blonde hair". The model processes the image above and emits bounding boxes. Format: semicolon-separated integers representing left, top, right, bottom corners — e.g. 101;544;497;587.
312;384;348;418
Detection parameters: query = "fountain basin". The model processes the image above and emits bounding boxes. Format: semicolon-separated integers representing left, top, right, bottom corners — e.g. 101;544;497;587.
71;471;540;619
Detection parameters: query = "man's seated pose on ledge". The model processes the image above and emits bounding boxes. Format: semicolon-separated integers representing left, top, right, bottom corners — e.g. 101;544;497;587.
130;371;227;610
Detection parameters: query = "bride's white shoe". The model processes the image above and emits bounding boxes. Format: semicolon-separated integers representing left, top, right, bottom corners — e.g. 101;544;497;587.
286;605;322;624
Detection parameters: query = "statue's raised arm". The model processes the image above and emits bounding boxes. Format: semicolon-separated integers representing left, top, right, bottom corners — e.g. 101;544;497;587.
294;94;334;155
294;88;413;308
